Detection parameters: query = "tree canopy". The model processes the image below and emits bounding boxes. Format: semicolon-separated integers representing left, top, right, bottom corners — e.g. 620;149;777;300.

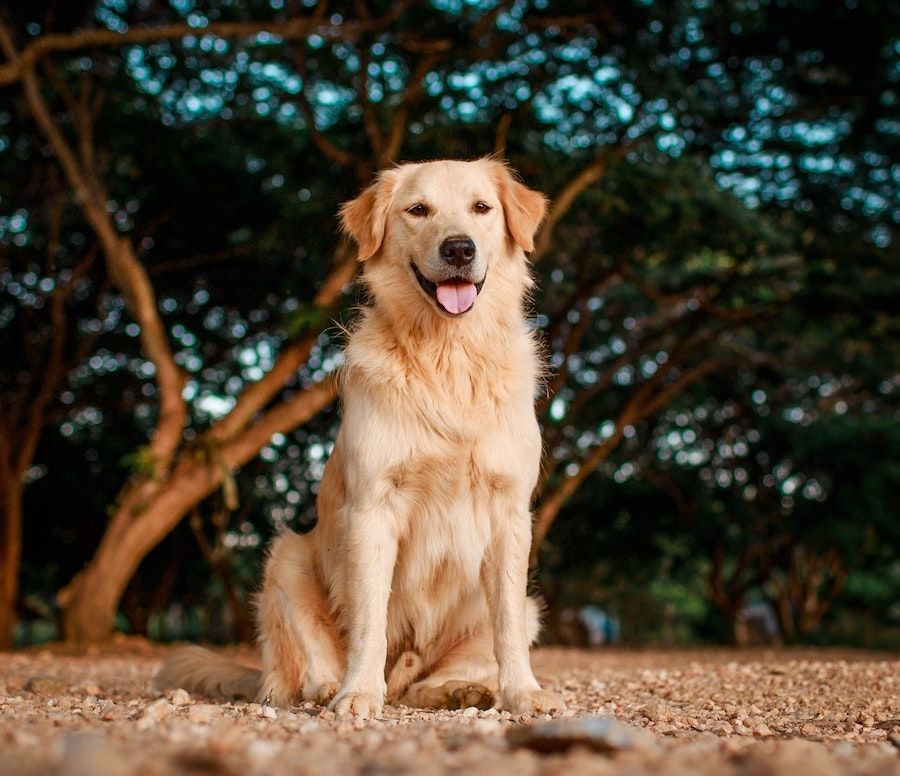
0;0;897;648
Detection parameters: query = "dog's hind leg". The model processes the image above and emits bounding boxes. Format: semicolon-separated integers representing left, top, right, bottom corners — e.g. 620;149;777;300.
257;531;344;707
400;597;542;710
400;626;497;710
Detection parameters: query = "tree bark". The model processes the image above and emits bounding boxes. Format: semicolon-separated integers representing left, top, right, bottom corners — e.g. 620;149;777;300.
772;547;847;641
0;466;24;650
60;378;336;643
531;342;727;561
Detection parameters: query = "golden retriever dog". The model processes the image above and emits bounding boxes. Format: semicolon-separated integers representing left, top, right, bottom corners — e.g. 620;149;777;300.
158;158;565;718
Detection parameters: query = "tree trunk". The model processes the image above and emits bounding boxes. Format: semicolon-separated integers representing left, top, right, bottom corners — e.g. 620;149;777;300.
0;469;24;650
60;379;336;643
61;463;222;642
708;546;748;645
775;585;798;642
773;547;847;641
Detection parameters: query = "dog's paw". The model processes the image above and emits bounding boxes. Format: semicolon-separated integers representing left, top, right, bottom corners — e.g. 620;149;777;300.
303;680;340;706
444;681;495;710
403;680;495;710
501;688;566;716
329;689;383;718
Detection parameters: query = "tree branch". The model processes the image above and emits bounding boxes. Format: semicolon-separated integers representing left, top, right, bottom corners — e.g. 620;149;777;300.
532;332;728;560
493;112;512;156
0;13;407;87
1;20;187;468
292;46;362;170
531;148;621;263
14;266;68;474
208;242;356;443
221;376;338;468
378;51;443;167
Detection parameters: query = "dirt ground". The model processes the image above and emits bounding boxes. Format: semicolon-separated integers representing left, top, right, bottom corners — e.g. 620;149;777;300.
0;641;898;776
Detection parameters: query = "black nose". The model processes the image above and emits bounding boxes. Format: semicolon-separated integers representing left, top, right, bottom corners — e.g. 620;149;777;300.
439;236;476;267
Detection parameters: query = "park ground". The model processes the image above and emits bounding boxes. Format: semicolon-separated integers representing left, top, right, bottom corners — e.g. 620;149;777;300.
0;642;898;775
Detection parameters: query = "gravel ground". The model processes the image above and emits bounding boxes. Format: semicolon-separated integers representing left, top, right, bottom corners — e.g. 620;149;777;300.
1;641;898;775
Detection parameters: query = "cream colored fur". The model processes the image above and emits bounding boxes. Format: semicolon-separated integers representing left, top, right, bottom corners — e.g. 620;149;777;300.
157;159;564;718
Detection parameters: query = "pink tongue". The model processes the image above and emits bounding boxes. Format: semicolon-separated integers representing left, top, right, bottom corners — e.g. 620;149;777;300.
435;281;477;314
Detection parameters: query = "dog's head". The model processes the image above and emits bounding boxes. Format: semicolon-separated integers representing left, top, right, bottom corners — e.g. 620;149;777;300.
340;159;547;319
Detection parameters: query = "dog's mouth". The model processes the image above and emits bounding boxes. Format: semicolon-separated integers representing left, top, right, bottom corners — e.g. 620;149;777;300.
411;263;485;316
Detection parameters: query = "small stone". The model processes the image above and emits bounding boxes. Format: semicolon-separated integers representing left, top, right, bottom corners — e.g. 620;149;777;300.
641;701;664;722
136;698;175;729
801;723;819;736
171;751;231;774
25;677;68;695
462;706;479;717
169;688;191;706
318;708;336;721
260;705;278;719
753;722;774;736
507;716;657;754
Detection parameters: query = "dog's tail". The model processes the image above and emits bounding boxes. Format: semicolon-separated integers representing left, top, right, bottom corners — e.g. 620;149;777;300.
156;646;262;701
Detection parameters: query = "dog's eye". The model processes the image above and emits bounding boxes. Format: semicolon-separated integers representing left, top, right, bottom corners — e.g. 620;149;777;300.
406;203;430;217
473;201;492;214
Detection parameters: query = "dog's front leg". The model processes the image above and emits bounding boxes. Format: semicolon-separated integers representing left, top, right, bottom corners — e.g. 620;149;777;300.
483;503;566;715
329;507;398;718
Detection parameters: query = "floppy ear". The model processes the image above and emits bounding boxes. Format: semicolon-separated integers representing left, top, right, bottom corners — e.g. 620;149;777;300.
492;163;548;253
339;172;396;261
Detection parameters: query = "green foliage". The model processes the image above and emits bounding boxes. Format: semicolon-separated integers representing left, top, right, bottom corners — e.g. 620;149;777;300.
282;304;331;341
1;0;897;644
120;447;158;478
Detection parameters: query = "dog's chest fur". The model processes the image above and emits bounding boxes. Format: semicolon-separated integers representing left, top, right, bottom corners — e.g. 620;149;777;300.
333;313;542;651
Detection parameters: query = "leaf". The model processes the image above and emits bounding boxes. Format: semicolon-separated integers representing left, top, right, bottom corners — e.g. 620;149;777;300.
120;446;157;477
282;304;329;340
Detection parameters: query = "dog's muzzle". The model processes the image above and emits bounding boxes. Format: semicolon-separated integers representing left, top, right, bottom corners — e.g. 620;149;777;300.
411;263;485;316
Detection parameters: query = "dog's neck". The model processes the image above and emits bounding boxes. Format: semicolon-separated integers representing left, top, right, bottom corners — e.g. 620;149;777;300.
368;296;522;351
344;295;536;393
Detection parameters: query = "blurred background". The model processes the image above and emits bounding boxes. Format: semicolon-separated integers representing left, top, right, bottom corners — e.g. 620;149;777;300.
0;0;897;651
